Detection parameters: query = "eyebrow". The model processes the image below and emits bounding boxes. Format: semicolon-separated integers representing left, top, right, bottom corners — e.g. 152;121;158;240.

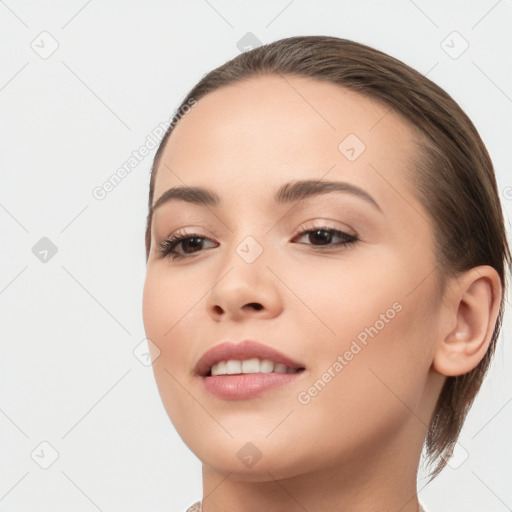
151;179;381;214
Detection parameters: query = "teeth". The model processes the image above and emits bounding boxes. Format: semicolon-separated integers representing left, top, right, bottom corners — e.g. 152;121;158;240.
215;361;226;374
210;358;299;376
226;360;242;374
259;359;274;373
274;363;288;374
241;358;260;373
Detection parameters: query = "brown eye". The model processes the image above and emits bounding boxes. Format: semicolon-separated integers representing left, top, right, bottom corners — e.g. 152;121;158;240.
180;236;207;254
294;227;357;247
158;233;218;260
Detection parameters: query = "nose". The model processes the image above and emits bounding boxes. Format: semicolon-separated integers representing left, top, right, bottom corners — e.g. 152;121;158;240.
205;251;283;322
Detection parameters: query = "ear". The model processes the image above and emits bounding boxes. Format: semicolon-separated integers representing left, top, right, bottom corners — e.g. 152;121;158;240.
433;265;502;377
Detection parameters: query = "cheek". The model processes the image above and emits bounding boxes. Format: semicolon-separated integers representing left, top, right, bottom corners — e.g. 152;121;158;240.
141;269;195;434
142;269;190;390
142;270;173;349
288;253;436;416
285;303;434;473
141;265;211;403
142;266;206;348
313;289;433;407
283;251;405;349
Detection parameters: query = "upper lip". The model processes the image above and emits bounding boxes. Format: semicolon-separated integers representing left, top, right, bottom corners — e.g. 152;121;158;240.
194;340;306;376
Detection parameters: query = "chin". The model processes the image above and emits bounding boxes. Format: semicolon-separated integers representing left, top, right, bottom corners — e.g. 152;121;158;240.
192;435;311;482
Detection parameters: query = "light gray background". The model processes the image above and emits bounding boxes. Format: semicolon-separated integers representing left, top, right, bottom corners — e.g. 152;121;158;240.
1;1;511;511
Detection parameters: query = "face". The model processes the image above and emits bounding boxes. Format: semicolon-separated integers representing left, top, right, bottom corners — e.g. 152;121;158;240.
142;75;446;481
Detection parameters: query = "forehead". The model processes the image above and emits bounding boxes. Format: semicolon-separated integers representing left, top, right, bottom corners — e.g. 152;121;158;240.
153;74;422;208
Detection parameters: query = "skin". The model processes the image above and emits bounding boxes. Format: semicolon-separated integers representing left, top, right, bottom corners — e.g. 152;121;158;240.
142;75;502;512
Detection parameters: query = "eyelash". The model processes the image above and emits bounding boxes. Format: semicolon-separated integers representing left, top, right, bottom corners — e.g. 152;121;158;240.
157;225;358;260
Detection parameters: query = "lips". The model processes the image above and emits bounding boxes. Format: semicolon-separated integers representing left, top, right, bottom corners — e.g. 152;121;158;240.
194;339;305;377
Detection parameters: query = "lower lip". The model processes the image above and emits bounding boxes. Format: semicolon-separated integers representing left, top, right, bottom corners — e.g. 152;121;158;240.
201;371;305;400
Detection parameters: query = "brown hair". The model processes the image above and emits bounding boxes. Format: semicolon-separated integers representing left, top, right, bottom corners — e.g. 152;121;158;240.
145;35;511;479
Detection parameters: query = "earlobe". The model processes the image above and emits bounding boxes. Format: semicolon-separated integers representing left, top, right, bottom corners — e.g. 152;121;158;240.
432;265;502;377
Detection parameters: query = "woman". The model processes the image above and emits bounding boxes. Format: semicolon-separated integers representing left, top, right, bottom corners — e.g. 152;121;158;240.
142;36;510;512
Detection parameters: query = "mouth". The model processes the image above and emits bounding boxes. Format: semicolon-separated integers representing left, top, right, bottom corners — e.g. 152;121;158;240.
195;340;306;400
194;339;306;377
206;358;305;376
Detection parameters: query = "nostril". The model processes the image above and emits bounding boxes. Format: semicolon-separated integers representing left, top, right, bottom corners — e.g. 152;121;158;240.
247;303;263;310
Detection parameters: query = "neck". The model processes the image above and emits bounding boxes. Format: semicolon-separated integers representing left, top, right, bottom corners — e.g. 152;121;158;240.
199;415;426;512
